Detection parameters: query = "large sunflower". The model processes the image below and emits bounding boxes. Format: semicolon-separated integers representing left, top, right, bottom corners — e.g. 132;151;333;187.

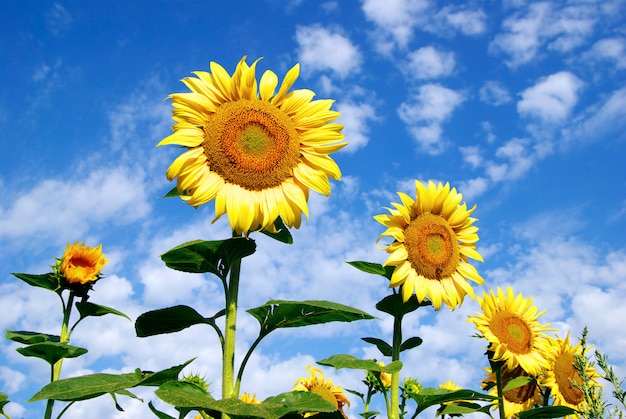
374;180;484;310
542;332;599;409
469;287;552;376
158;56;347;235
293;365;350;418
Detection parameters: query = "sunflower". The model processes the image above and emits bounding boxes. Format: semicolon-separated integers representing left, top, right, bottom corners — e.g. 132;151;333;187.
240;392;261;404
158;56;346;235
293;365;350;418
468;287;552;376
483;365;542;417
542;332;599;409
374;180;484;310
60;242;108;285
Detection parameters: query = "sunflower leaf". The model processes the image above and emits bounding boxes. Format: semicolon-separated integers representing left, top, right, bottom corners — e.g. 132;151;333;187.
11;272;60;292
0;392;9;414
346;261;394;280
5;330;60;344
156;381;338;419
439;401;491;416
409;388;496;415
375;294;431;318
516;406;580;418
399;336;423;352
361;337;392;357
29;359;193;402
317;354;402;373
148;400;177;419
247;300;374;337
135;305;221;337
160;238;256;278
16;342;87;365
502;375;534;392
163;186;181;198
261;217;293;244
76;301;130;322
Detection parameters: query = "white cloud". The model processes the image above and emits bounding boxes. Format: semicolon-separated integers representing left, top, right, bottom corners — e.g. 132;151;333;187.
587;37;626;69
0;366;26;394
398;84;464;154
427;6;487;36
0;166;151;247
459;145;482;169
361;0;430;51
490;2;598;67
45;3;72;36
295;25;362;79
457;176;490;201
517;71;583;123
479;81;511;106
406;46;455;79
336;101;377;151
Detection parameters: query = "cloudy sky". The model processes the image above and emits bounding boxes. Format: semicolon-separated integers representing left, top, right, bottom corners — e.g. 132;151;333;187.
1;0;625;417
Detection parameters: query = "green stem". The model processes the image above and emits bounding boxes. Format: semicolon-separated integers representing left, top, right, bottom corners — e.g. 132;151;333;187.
235;334;264;397
494;361;506;419
222;258;241;401
389;313;403;419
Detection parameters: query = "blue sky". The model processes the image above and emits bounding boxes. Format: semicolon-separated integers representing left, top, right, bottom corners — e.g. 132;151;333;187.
1;0;625;417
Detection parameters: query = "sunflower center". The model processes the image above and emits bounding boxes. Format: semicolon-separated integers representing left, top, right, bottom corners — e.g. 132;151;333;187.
502;367;537;404
404;212;460;280
554;351;584;404
310;385;339;409
490;312;532;354
202;99;301;191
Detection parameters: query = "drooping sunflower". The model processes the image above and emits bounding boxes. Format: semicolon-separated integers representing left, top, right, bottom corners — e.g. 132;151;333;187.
483;365;542;417
468;287;552;376
293;365;350;418
60;242;108;285
374;180;484;310
158;56;347;235
542;332;599;409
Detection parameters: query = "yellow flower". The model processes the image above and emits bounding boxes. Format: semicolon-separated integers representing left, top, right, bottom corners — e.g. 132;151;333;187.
483;365;542;417
60;242;108;284
468;287;552;376
293;365;350;418
158;56;346;235
542;332;599;409
439;380;462;392
374;180;484;310
240;392;261;404
378;362;392;388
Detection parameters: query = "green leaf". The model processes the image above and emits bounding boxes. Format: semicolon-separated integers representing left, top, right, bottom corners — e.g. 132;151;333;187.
439;401;491;416
148;400;176;419
409;388;496;416
5;330;60;344
399;336;423;352
76;301;130;321
0;392;9;414
361;337;392;357
156;381;339;419
247;300;374;336
160;238;256;278
260;217;293;244
375;294;430;318
317;354;402;373
359;412;380;419
517;406;580;419
16;342;87;365
29;360;193;402
502;375;535;392
135;305;221;337
346;261;394;280
163;186;181;198
12;272;60;292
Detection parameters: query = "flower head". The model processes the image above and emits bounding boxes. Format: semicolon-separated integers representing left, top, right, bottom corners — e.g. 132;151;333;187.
375;180;484;310
240;392;261;404
293;365;350;418
483;365;542;417
542;332;599;409
60;242;108;285
159;56;346;235
469;287;552;376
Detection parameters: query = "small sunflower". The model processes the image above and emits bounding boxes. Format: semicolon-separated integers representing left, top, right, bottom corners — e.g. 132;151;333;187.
542;332;599;409
159;56;346;235
469;287;552;376
483;365;542;417
374;180;484;310
240;392;261;404
293;365;350;418
60;242;108;285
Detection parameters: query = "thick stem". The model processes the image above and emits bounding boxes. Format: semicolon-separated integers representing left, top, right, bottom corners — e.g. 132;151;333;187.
222;258;241;401
389;313;403;419
494;362;506;419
